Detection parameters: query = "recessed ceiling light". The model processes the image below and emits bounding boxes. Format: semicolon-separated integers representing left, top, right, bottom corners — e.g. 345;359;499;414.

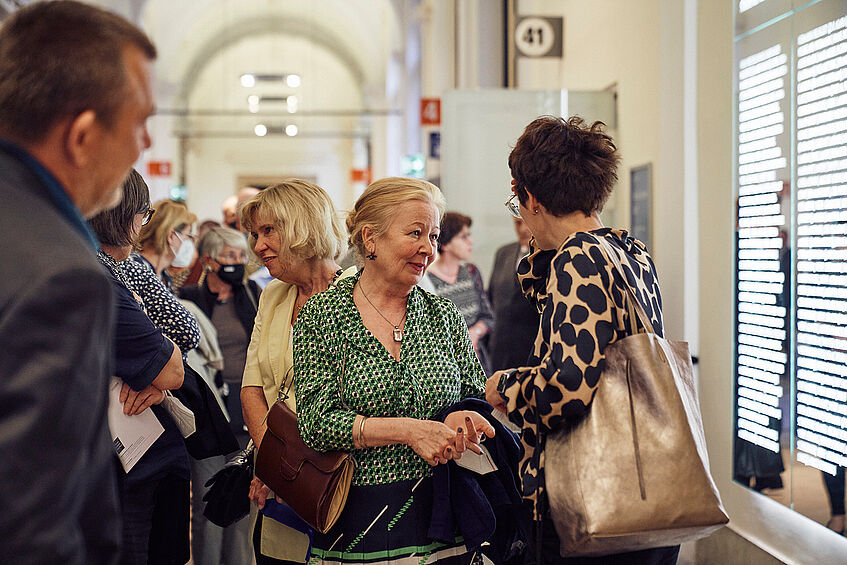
285;124;298;137
286;74;301;88
254;124;267;137
240;73;256;88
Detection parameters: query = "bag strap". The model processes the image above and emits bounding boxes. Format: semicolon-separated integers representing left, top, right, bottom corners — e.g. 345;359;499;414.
593;235;660;337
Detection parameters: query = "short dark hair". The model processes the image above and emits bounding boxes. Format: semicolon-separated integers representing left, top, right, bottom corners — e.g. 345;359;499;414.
0;1;157;144
438;211;472;253
509;115;620;216
88;169;150;248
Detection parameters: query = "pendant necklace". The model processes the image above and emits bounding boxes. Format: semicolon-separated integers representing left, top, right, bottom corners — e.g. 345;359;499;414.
358;283;407;342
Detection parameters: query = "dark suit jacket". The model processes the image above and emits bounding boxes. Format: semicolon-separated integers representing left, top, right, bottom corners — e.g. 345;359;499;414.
0;145;121;564
488;242;541;373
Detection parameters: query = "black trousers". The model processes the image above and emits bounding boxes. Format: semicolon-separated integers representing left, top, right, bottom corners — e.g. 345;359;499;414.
823;467;846;516
522;503;680;565
119;474;190;565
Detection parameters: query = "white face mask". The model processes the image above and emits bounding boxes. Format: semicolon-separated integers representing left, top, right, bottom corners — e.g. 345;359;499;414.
171;232;195;268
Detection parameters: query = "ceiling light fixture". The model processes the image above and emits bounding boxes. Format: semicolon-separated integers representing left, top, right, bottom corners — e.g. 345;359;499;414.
240;73;300;88
254;124;268;137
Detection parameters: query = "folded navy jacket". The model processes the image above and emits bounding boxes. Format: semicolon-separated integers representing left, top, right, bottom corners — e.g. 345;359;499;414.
429;398;527;565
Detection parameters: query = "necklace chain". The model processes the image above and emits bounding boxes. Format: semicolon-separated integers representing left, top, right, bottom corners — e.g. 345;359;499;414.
358;282;407;342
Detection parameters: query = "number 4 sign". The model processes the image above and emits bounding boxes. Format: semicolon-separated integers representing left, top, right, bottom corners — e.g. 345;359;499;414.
515;16;563;58
420;98;441;126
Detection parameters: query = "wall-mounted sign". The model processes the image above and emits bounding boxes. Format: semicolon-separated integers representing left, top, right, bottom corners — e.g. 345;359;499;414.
515;16;563;58
429;132;441;160
420;98;441;126
350;168;372;184
147;161;172;177
630;164;652;250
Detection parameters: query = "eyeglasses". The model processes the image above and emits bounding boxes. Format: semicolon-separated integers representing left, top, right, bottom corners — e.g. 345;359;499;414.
141;208;155;226
505;193;522;219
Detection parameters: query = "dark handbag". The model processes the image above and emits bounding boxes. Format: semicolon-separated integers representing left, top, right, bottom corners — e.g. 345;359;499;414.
255;398;354;534
543;236;728;556
173;361;239;460
202;441;254;527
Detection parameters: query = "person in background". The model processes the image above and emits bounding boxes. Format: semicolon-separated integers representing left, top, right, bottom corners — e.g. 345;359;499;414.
222;195;239;230
120;195;200;359
294;177;494;565
424;211;495;375
180;226;258;565
485;116;677;564
136;199;198;292
181;219;222;288
181;226;261;442
0;2;155;563
488;217;540;373
89;169;190;565
238;180;349;564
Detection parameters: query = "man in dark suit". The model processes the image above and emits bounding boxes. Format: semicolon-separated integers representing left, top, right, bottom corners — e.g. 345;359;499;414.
0;3;156;563
488;218;541;372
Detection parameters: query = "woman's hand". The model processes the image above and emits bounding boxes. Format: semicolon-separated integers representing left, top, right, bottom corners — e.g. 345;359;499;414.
485;371;509;413
405;420;459;466
443;411;495;457
120;382;165;415
249;476;272;509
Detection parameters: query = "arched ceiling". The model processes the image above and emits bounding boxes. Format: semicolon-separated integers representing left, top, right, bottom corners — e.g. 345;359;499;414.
138;0;401;106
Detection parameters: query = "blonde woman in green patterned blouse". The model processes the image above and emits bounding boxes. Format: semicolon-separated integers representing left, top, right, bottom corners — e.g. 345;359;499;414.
294;177;496;565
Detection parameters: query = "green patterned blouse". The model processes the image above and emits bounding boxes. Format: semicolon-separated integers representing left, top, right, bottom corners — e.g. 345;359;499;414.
293;272;486;486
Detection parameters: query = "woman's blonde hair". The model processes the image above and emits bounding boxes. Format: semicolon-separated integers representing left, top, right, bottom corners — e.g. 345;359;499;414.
137;199;197;254
347;177;446;261
239;179;346;261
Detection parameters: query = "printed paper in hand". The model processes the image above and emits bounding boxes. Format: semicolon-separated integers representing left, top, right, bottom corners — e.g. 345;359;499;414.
107;377;164;472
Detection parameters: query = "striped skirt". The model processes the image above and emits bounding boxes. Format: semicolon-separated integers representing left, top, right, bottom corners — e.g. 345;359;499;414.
308;476;472;565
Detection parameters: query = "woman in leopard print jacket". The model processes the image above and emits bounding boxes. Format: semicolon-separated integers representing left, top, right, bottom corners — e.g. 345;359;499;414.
485;116;678;565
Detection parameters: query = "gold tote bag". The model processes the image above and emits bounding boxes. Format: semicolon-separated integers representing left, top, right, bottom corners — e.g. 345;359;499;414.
544;236;728;557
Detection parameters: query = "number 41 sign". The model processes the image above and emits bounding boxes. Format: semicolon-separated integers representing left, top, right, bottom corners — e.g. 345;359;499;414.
515;16;563;58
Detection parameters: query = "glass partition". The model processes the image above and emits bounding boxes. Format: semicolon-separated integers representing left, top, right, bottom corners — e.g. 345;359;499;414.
733;0;847;532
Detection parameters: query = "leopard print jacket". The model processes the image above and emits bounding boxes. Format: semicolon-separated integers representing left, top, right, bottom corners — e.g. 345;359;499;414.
501;228;664;509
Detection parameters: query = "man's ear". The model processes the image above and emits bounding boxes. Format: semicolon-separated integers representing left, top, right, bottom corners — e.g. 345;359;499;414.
64;110;99;167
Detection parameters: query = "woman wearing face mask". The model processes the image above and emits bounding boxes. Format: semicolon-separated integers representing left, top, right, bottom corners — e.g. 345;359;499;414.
136;199;199;293
180;226;260;565
180;226;261;443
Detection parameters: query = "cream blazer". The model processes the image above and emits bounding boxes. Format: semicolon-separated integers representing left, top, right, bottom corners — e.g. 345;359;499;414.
242;269;355;561
242;278;298;411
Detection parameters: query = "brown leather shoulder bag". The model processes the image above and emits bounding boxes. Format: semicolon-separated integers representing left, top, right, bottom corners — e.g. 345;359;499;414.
255;398;354;534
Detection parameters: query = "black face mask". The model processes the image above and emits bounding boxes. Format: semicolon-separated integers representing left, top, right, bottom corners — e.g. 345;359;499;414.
217;263;245;285
228;221;238;230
